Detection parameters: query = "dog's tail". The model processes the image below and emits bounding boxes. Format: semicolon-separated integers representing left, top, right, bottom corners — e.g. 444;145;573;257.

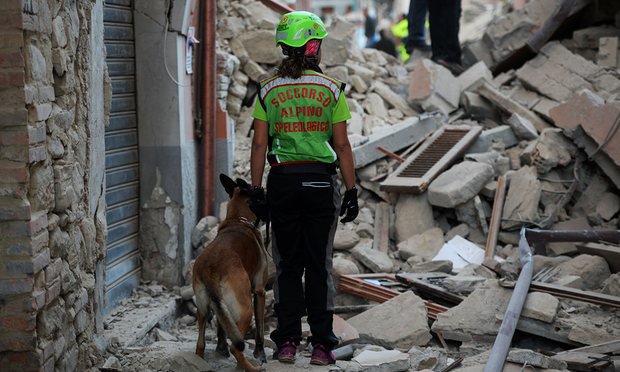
209;290;246;352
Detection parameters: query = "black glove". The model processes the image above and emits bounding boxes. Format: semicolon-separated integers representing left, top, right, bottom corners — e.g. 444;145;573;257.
339;186;359;223
249;187;269;222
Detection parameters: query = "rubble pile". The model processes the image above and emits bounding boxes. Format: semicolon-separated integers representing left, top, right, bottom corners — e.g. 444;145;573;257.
105;0;620;371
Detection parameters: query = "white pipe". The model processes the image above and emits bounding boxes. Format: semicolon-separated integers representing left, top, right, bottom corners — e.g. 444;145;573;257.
483;227;534;372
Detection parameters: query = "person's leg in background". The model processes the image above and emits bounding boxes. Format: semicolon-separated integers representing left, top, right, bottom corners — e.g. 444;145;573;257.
428;0;463;73
406;0;430;52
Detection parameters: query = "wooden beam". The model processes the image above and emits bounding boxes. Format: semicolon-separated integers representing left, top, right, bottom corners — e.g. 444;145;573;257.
485;175;506;259
372;202;391;253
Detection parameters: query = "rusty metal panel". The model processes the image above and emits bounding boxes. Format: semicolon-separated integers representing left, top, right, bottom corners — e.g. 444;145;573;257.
380;125;482;193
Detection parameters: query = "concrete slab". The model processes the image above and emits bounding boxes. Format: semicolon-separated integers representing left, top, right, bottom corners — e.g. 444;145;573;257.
348;291;432;348
397;227;445;261
352;349;411;371
427;161;494;208
352;116;438;168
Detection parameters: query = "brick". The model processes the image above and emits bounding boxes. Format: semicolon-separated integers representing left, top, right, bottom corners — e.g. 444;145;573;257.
0;277;33;296
28;124;45;144
0;351;41;370
0;211;47;238
0;108;27;126
38;86;55;103
0;87;25;106
27;103;51;122
0;196;31;221
0;144;29;162
408;59;460;115
44;258;61;283
28;144;46;163
45;278;60;305
0;12;23;30
32;248;49;273
0;160;28;183
0;1;22;12
0;69;24;88
0;129;28;145
2;230;48;256
0;51;24;68
38;338;54;364
0;313;36;332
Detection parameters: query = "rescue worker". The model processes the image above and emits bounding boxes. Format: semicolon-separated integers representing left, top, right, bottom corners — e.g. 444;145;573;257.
249;10;358;366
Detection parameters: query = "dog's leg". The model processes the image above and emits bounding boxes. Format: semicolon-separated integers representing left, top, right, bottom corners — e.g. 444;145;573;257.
252;272;268;363
231;306;258;372
215;321;230;357
196;308;206;357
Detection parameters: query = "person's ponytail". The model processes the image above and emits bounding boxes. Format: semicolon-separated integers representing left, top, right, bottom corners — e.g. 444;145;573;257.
278;43;322;79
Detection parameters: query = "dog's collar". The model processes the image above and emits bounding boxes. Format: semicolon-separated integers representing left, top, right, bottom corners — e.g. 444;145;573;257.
236;216;258;228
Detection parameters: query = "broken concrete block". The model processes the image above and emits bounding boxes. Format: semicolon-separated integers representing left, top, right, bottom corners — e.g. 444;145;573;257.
501;166;541;230
346;62;376;85
462;91;499;121
321;17;355;66
547;217;591;256
573;25;620;49
431;280;510;342
348;291;432;348
372;81;417;117
445;223;470;242
427;161;494;208
239;30;282;64
333;255;360;282
520;129;575;174
596;192;620;221
572;174;611;218
507;349;567;370
242;60;267;82
458;61;492;94
532;97;561;121
442;276;486;294
363;115;388;136
569;322;620;346
552;275;583;288
408;260;453;274
397;227;445;261
245;1;280;29
362;48;389;66
432;236;485;273
351;244;394;273
522;292;559;323
601;273;620;296
408;59;461;115
507;113;538;140
362;92;389;118
597;36;619;68
467;126;518;154
333;229;360;250
349;74;368;94
556;254;611;290
352;116;438;168
352;349;411;371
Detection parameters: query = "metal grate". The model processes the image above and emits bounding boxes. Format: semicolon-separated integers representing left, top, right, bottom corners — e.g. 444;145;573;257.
380;125;482;193
399;130;468;177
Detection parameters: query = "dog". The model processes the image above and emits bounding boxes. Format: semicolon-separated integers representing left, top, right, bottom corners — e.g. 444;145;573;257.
193;174;268;372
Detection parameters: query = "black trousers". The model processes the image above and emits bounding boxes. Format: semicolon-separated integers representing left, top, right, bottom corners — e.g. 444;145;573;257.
267;172;340;349
428;0;462;64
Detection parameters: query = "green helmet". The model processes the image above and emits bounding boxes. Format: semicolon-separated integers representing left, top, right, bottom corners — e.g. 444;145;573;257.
275;11;328;48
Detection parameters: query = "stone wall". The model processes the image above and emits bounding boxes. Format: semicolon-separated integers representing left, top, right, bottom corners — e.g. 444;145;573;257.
0;0;107;370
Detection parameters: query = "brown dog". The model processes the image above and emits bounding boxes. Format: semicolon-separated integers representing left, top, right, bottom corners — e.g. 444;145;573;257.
193;174;268;371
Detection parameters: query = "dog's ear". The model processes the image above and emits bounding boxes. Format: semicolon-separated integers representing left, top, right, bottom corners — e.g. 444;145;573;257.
236;178;250;189
219;174;237;198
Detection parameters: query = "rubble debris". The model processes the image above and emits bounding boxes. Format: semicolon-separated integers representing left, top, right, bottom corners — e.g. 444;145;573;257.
408;59;461;115
347;291;432;348
428;161;494;208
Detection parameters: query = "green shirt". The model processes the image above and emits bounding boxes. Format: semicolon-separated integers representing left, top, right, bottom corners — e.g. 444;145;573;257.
252;70;352;165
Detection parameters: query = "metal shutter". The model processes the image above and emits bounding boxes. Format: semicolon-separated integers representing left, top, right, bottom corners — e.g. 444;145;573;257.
103;0;140;315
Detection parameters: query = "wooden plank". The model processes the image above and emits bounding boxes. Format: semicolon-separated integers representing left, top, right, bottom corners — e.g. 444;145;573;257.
576;242;620;273
352;116;438;168
530;281;620;308
478;82;550;132
567;340;620;354
372;202;390;253
380;125;481;193
551;351;611;371
396;273;465;305
485;175;506;259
